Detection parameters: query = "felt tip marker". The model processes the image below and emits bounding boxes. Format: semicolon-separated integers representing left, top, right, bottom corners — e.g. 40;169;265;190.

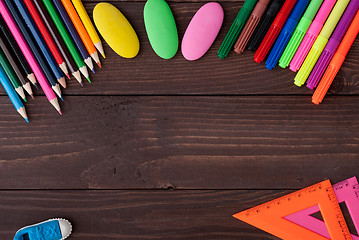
253;0;298;63
307;0;359;89
294;0;350;86
312;10;359;105
265;0;311;70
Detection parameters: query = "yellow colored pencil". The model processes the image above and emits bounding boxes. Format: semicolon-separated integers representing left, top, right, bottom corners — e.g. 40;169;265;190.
71;0;105;58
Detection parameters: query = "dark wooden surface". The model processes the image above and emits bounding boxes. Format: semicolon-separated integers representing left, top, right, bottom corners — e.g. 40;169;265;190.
1;0;359;239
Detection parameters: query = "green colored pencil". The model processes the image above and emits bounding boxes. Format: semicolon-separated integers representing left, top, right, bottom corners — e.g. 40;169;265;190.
0;48;26;101
41;0;90;82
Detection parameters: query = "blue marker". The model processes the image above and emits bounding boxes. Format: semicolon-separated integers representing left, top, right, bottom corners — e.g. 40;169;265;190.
265;0;311;70
51;0;95;73
13;0;66;89
0;64;28;122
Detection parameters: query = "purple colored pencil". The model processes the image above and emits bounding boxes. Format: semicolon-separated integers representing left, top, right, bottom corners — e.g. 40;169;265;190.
307;0;359;89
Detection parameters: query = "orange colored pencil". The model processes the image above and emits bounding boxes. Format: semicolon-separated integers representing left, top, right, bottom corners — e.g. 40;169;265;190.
60;0;101;68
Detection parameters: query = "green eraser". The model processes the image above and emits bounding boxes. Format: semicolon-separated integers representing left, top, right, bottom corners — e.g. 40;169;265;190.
144;0;178;59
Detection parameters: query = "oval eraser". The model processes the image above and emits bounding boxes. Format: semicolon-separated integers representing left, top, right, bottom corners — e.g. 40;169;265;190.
181;2;223;61
144;0;178;59
93;2;139;58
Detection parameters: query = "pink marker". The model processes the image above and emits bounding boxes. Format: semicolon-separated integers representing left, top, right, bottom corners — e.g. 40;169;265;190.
285;177;359;239
289;0;337;72
0;0;61;114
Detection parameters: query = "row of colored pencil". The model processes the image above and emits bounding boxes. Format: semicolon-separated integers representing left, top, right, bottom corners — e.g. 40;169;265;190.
0;0;105;122
219;0;359;104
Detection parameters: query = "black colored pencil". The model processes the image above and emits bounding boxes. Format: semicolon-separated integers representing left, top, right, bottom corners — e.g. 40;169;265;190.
0;15;37;87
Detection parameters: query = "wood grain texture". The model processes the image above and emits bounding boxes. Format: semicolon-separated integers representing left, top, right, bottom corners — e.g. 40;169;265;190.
0;2;357;96
1;96;358;189
0;190;293;240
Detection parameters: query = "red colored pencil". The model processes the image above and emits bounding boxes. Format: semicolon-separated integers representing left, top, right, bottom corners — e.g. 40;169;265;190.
23;0;70;79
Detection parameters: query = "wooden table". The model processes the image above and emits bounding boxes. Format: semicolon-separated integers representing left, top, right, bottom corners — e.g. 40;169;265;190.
1;0;359;239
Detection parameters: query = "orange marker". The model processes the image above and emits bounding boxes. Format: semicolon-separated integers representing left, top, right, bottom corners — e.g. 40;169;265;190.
312;10;359;105
233;180;352;240
60;0;101;68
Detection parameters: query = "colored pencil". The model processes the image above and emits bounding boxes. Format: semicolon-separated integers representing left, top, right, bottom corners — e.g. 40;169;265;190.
3;0;63;99
61;0;101;67
0;16;36;86
32;0;83;85
312;10;359;105
0;47;26;101
0;35;33;97
42;0;90;82
51;0;95;73
14;0;66;89
0;0;61;114
71;0;104;58
23;0;70;80
0;63;28;122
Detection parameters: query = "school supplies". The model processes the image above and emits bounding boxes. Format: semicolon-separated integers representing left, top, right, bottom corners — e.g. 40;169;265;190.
14;0;67;90
94;3;139;58
254;0;298;63
0;63;28;122
0;47;26;101
144;0;177;59
72;0;105;58
181;2;223;61
290;0;336;72
286;177;359;239
51;0;95;73
42;0;90;82
0;0;61;114
218;0;258;58
0;35;33;97
233;180;352;239
4;0;63;99
307;0;359;89
61;0;101;67
23;0;69;80
265;0;311;70
312;10;359;105
0;16;36;86
247;0;284;51
278;0;323;68
32;0;83;84
294;0;350;86
14;219;72;240
234;0;271;54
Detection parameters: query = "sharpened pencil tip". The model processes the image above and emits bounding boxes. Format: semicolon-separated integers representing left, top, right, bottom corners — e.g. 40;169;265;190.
58;110;62;115
97;62;102;68
87;77;91;83
80;82;83;87
60;95;64;101
30;94;34;99
25;118;29;123
34;83;39;89
102;53;106;58
66;73;71;79
91;68;95;74
23;98;27;103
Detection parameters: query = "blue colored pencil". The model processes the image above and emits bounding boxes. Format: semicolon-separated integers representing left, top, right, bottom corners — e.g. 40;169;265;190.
14;0;66;89
51;0;94;73
0;63;28;122
3;0;63;99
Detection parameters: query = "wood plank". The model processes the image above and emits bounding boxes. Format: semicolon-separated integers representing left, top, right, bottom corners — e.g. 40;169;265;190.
1;2;358;96
0;190;291;240
1;96;359;189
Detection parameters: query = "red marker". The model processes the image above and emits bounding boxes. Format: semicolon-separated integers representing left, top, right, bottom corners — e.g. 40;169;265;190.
254;0;297;63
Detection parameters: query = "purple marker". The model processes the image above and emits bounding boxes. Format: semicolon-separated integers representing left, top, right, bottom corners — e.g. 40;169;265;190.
307;0;359;89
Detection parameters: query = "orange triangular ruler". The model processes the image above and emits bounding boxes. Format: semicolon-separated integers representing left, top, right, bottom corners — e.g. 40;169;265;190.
233;180;352;240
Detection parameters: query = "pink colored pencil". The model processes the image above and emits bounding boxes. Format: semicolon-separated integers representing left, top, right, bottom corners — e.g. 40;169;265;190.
289;0;337;72
0;0;61;114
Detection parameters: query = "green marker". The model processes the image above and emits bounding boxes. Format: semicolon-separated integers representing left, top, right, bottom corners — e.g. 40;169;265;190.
279;0;323;68
218;0;258;59
0;48;26;101
42;0;90;82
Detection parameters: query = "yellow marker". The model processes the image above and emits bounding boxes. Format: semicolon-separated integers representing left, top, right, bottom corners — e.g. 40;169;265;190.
294;0;350;87
71;0;105;58
93;3;139;58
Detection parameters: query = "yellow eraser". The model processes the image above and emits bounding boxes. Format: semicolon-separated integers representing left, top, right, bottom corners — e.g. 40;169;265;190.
93;3;139;58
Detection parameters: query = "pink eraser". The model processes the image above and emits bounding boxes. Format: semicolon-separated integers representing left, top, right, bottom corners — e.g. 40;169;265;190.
181;2;223;61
